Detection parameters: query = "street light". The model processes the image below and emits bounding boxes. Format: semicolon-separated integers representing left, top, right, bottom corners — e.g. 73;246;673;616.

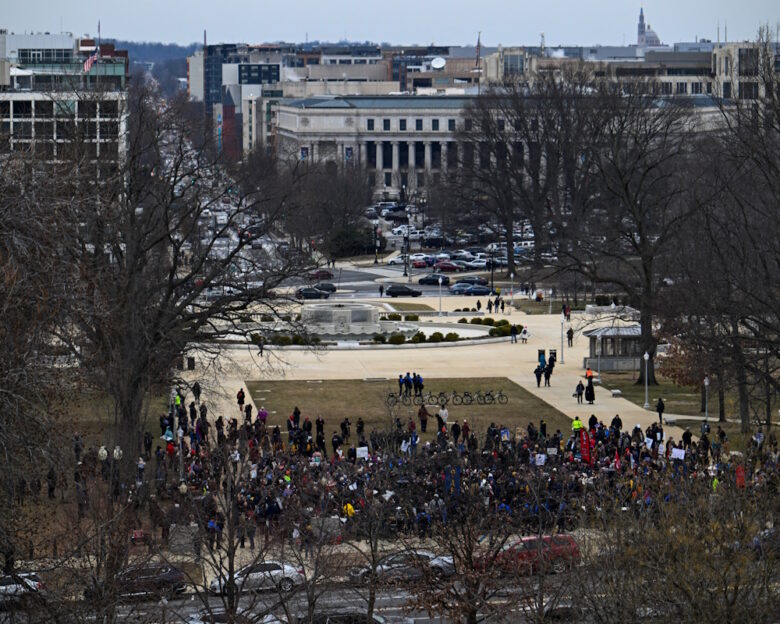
510;272;514;311
704;376;710;421
438;276;443;317
405;206;412;283
643;352;650;409
372;219;380;265
560;313;565;365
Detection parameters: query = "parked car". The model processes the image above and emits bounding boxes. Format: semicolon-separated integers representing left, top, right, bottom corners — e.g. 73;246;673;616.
448;283;473;295
84;564;187;601
433;261;461;273
465;258;488;270
0;572;45;606
494;535;580;575
412;259;428;268
418;273;450;286
386;255;407;266
391;225;409;236
313;282;337;293
385;285;422;298
450;250;474;261
463;285;494;296
456;276;489;286
209;561;304;595
302;612;403;624
296;287;330;300
308;268;334;281
187;610;282;624
349;550;455;585
434;252;451;261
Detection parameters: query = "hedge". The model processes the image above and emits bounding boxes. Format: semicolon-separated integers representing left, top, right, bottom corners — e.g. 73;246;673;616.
444;332;460;342
272;335;293;346
411;331;426;343
495;319;509;327
388;333;406;345
482;317;495;326
470;318;483;325
373;334;387;343
489;325;512;337
386;313;402;321
404;314;419;321
458;318;469;324
428;331;444;343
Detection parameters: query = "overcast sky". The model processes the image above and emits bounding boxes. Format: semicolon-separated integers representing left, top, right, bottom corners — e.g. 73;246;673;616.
4;0;778;47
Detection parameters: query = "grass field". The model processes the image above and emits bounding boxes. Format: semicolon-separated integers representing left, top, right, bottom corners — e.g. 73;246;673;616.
246;377;572;443
598;372;728;417
384;302;435;312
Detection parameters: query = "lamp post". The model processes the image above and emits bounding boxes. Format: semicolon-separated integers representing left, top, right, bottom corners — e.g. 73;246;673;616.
643;352;650;408
373;219;379;264
704;376;710;421
560;313;565;364
438;276;443;317
510;272;514;309
405;206;412;283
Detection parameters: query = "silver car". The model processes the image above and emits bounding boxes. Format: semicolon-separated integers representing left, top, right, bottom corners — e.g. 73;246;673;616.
209;561;304;595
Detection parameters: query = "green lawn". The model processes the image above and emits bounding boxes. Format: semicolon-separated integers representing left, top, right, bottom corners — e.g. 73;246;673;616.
246;377;572;443
598;372;727;417
384;302;435;312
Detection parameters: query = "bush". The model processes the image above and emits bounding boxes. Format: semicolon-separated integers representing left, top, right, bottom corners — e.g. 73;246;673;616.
272;335;293;346
470;318;483;325
250;333;264;345
458;318;469;324
260;314;274;322
295;314;301;321
428;331;444;343
482;317;495;326
386;313;402;321
281;314;292;322
388;333;406;345
411;331;426;343
291;334;305;345
372;334;387;343
444;332;459;342
404;314;419;321
495;319;509;327
489;325;512;337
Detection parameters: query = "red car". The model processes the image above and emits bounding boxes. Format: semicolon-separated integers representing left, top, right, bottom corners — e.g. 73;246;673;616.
494;535;580;575
433;261;461;272
308;268;334;281
412;259;428;268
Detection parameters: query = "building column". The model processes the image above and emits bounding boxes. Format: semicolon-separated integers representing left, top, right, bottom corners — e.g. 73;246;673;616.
424;141;432;184
407;141;416;188
441;141;448;173
391;141;400;188
376;140;383;172
311;141;318;162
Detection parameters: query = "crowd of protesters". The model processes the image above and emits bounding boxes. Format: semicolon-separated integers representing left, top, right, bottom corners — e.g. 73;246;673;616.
66;382;779;553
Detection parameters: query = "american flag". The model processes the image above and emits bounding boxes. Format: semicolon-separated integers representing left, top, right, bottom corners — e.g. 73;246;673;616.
83;50;99;73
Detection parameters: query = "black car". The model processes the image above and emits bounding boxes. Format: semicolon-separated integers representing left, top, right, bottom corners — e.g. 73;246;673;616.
84;564;187;602
314;282;337;293
296;287;330;300
464;285;493;296
418;273;450;286
456;276;488;286
385;285;422;297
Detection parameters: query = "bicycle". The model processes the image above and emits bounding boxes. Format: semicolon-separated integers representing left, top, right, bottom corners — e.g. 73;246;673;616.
386;393;412;407
452;391;474;406
493;390;509;405
420;391;449;406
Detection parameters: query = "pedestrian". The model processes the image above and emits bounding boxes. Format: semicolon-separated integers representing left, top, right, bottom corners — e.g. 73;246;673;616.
244;403;253;424
258;338;264;357
418;404;429;433
567;327;574;347
293;406;301;428
520;327;529;344
500;300;505;313
543;364;552;387
412;373;420;397
476;300;482;311
398;374;405;396
575;381;585;404
246;515;256;550
585;378;595;404
656;397;665;426
236;388;246;414
258;406;268;426
510;324;518;343
379;284;384;297
192;381;201;404
403;372;413;397
331;431;343;457
487;300;493;313
534;365;543;388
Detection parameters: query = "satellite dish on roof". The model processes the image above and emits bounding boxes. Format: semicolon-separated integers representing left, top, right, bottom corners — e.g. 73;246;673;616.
431;57;446;70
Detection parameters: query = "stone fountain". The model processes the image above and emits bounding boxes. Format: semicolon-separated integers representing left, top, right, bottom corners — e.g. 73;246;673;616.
300;302;417;341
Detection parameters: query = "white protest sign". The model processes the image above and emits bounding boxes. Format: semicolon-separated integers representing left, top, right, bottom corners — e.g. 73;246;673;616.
356;446;369;459
671;448;685;460
535;454;547;466
644;437;654;448
547;448;558;456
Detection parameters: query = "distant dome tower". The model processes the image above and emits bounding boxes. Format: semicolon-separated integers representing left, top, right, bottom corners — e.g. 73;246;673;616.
638;7;646;45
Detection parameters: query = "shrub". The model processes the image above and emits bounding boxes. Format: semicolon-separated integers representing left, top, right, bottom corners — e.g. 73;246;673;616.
470;318;483;325
489;325;512;337
482;317;495;326
281;314;292;322
291;334;304;345
260;314;274;322
272;335;292;346
411;331;426;343
388;333;406;345
404;314;419;321
386;313;402;321
444;332;459;342
250;333;264;345
372;334;387;343
471;307;478;312
295;314;301;321
495;319;509;327
428;331;444;343
458;318;469;324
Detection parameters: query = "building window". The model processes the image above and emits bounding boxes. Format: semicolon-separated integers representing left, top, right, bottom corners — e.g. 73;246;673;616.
400;119;407;131
676;82;687;95
739;82;758;100
706;82;712;94
660;82;672;95
432;119;439;131
415;118;423;131
738;48;759;77
448;119;455;132
384;172;392;187
722;81;732;99
367;119;374;131
691;82;702;95
383;118;390;131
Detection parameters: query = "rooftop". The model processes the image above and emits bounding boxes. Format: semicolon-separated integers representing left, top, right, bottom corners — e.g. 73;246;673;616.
280;95;475;109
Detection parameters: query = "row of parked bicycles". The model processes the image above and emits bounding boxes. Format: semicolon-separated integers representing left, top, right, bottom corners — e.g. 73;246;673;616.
386;389;509;407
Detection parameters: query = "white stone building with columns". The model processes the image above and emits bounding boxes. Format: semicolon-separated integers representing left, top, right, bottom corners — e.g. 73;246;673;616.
274;95;473;198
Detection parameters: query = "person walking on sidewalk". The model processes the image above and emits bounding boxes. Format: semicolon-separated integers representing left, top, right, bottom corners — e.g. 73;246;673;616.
656;397;665;426
510;324;518;343
567;327;574;347
575;380;585;404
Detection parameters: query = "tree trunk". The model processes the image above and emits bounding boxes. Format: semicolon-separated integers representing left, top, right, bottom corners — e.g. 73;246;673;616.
635;308;658;386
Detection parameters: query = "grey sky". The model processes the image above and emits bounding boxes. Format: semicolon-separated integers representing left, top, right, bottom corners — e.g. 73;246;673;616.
4;0;778;47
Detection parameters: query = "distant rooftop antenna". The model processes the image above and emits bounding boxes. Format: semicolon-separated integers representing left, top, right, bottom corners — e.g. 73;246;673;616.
540;32;545;54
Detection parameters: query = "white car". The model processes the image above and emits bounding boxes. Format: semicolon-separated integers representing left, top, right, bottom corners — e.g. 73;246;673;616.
465;259;487;269
435;252;451;261
450;250;474;261
391;225;409;236
208;561;304;595
386;255;407;266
